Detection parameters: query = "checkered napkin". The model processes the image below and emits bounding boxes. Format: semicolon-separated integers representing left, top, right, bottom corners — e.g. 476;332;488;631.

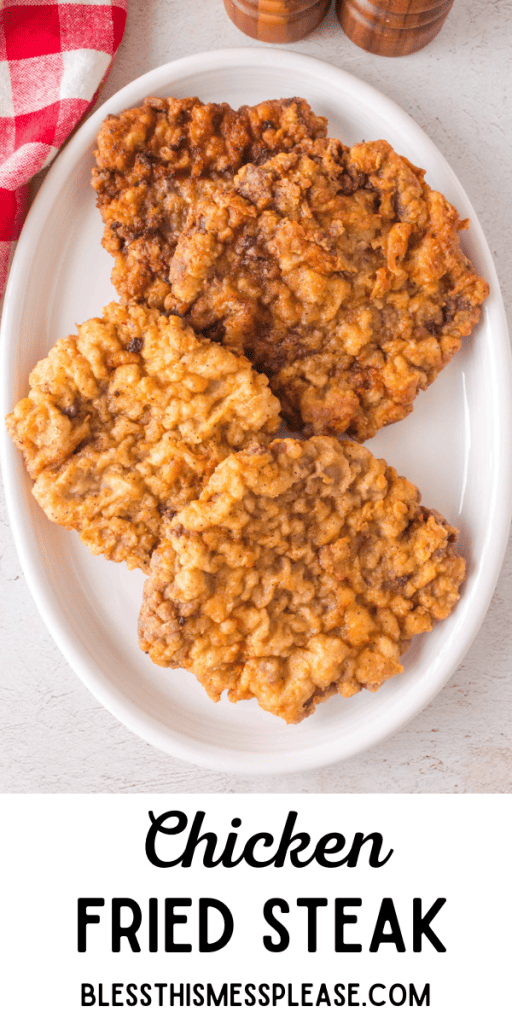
0;0;127;298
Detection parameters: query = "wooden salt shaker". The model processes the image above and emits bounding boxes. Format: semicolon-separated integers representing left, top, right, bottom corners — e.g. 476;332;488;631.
224;1;330;43
336;0;456;56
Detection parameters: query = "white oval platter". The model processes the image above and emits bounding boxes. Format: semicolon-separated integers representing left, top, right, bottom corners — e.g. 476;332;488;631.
1;48;511;774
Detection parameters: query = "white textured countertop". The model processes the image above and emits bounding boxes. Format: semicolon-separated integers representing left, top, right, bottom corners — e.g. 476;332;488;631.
1;0;511;793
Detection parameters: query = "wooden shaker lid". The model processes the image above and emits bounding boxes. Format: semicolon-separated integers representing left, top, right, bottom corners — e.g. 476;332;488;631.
336;0;455;56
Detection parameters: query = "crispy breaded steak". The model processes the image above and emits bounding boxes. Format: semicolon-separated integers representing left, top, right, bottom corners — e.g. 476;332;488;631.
92;96;327;311
169;137;489;441
6;303;280;572
139;436;465;723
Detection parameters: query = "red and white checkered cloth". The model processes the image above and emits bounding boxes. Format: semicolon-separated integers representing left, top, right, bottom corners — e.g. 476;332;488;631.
0;0;127;298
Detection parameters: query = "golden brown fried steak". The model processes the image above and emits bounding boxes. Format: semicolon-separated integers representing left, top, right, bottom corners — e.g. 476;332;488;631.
170;137;489;441
139;436;465;723
6;303;280;572
91;96;327;311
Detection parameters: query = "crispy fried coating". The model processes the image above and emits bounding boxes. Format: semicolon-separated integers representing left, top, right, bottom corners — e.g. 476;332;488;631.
6;303;280;572
169;137;489;440
139;436;465;723
92;96;327;310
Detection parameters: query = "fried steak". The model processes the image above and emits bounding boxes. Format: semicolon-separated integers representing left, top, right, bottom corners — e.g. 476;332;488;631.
139;436;465;723
169;137;489;440
7;302;280;572
92;96;327;311
6;94;481;725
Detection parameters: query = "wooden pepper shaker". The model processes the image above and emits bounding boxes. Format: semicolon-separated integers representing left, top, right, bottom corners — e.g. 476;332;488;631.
336;0;456;57
224;1;331;43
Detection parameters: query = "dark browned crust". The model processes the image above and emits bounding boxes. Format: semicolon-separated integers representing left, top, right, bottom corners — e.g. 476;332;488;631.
92;95;327;310
169;136;489;441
